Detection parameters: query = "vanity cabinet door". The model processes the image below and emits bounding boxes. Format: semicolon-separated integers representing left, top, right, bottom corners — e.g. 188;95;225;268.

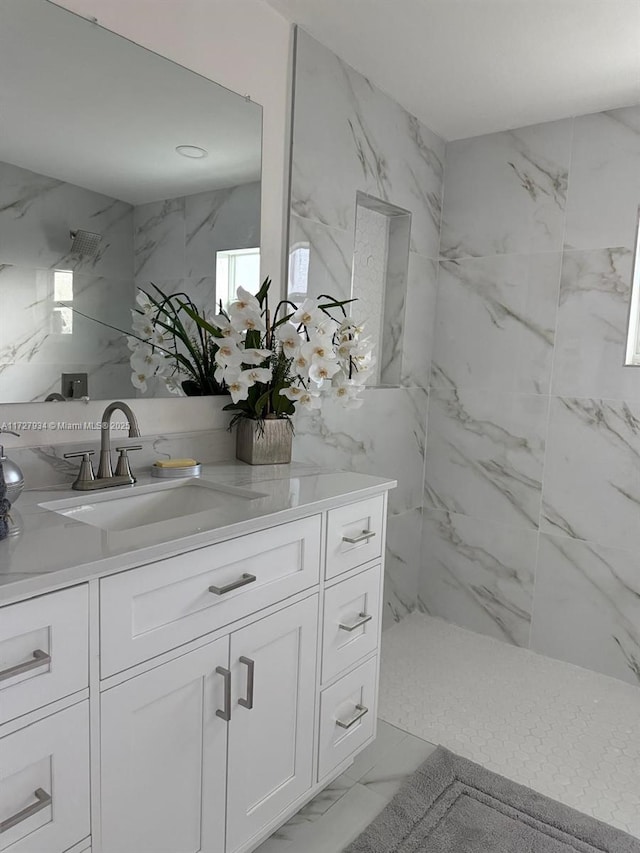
225;596;318;853
100;637;229;853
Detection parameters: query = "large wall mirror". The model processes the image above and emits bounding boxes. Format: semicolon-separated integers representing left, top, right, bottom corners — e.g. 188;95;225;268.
0;0;262;403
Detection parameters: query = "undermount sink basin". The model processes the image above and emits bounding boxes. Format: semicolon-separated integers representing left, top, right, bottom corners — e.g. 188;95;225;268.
39;478;266;532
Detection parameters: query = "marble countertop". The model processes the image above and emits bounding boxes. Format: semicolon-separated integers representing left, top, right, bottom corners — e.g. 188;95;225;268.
0;462;396;605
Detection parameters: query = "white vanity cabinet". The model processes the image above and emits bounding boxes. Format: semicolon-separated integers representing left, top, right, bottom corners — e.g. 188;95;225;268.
100;637;229;853
100;596;318;853
0;483;390;853
225;596;318;853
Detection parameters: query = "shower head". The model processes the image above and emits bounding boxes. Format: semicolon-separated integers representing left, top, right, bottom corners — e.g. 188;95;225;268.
70;229;102;257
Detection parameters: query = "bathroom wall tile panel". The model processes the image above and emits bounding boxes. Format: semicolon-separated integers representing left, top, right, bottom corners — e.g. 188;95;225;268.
288;214;353;303
552;248;639;401
185;182;261;279
564;106;640;251
440;119;572;259
431;253;561;395
383;507;422;630
424;388;548;530
400;253;438;391
133;197;186;280
0;161;133;279
532;533;640;686
0;266;129;370
292;30;444;259
419;509;535;647
541;396;640;551
293;387;428;517
0;265;48;364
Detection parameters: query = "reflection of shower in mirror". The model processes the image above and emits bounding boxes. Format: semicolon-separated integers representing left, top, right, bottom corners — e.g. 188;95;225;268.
70;229;103;257
623;207;640;366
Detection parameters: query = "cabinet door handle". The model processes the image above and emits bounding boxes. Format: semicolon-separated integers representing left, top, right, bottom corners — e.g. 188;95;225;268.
0;649;51;683
208;573;257;595
215;666;231;721
336;704;368;730
0;787;52;834
342;530;376;545
338;612;372;633
238;656;255;710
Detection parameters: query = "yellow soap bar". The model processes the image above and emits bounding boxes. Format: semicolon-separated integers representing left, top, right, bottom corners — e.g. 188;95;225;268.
154;458;198;468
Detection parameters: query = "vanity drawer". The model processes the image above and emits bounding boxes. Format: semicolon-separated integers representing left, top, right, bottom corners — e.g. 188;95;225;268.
318;656;378;782
322;564;382;684
0;701;90;853
100;515;321;676
325;495;384;579
0;586;89;725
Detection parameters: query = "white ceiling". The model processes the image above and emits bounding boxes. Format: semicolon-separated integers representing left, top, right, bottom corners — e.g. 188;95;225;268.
264;0;640;140
0;0;262;204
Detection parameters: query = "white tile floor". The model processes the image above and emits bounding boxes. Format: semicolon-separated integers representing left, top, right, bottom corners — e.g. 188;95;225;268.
257;612;640;851
379;613;640;838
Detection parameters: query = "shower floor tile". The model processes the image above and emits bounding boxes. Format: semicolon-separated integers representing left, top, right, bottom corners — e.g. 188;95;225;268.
378;613;640;838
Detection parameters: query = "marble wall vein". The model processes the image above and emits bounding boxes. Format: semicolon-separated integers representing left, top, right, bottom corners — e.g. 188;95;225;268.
289;30;445;627
421;104;640;687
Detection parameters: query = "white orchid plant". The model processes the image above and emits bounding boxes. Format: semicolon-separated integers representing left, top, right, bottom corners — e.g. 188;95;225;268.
107;278;374;422
210;279;375;425
127;286;224;396
187;277;375;426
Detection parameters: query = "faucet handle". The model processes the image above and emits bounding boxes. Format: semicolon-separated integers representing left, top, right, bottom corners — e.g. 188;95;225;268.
63;450;95;488
115;446;141;481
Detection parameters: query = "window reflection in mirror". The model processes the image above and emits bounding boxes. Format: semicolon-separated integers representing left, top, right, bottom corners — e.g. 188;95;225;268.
624;208;640;366
216;248;261;307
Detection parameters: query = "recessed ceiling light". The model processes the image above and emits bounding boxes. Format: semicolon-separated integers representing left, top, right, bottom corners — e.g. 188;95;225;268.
175;145;208;159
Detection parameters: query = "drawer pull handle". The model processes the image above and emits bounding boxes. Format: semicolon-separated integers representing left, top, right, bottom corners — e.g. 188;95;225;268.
216;666;231;721
336;704;368;730
209;573;257;595
238;656;255;710
0;649;51;683
342;530;376;545
338;612;373;633
0;787;52;834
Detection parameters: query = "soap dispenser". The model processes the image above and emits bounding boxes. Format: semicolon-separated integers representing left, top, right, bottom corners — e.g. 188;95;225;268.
0;429;25;504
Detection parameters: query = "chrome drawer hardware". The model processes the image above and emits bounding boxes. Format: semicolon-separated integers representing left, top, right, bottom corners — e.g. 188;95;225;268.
238;656;255;710
342;530;376;545
0;649;51;683
336;704;368;730
0;787;52;834
209;573;257;596
216;667;231;721
338;612;372;633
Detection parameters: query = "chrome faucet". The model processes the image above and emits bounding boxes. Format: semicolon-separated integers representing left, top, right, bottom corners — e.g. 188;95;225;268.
97;401;141;478
64;401;142;490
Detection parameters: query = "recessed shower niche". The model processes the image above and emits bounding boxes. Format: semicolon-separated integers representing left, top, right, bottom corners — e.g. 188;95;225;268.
287;192;411;388
351;193;411;386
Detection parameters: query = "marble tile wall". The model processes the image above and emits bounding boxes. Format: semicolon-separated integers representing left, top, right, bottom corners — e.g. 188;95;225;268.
132;181;261;397
289;30;445;628
420;104;640;687
0;161;133;401
133;181;261;298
